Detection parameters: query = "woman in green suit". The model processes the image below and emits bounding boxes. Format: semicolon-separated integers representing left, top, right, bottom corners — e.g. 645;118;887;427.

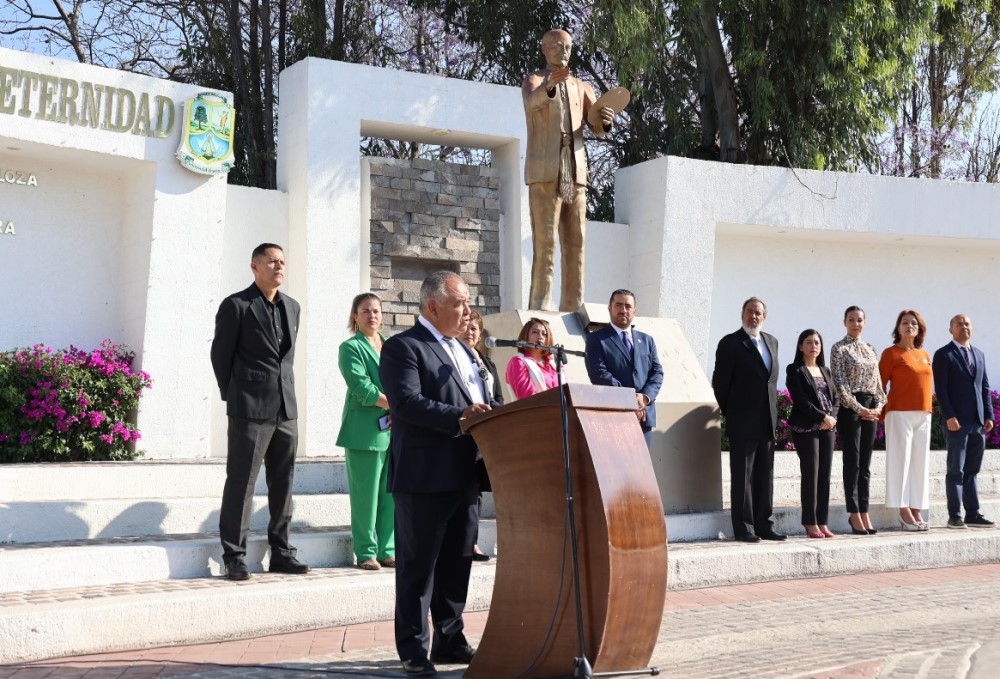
336;292;394;570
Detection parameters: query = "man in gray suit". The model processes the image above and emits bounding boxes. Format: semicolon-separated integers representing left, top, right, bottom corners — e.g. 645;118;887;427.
211;243;309;580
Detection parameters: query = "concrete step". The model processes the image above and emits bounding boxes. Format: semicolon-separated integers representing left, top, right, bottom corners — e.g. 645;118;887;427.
1;492;498;545
3;527;998;664
0;562;499;664
667;525;1000;591
723;471;1000;507
721;449;1000;482
0;494;353;543
0;458;349;501
0;522;501;594
667;496;1000;542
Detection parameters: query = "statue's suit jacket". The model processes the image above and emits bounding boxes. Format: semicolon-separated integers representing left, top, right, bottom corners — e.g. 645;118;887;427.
933;343;994;427
712;328;779;441
522;69;605;185
210;284;299;419
584;324;664;428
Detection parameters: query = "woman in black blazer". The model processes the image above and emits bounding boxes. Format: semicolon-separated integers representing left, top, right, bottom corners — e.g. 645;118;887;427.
463;310;504;560
786;329;840;538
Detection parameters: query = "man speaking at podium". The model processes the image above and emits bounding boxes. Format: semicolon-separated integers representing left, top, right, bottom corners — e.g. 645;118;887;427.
379;271;499;676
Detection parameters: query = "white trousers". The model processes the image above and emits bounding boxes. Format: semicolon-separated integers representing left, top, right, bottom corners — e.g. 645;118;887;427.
884;411;931;509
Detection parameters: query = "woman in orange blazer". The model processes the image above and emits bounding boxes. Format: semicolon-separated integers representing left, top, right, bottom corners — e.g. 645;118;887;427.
879;310;934;531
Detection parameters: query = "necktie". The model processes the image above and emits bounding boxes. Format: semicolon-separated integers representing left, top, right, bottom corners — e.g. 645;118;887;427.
622;330;633;358
963;346;975;372
444;338;484;403
753;336;771;371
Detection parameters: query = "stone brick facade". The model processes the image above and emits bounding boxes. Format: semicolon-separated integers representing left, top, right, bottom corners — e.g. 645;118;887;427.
368;157;501;335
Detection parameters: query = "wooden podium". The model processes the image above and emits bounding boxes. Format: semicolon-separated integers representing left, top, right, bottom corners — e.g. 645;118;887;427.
460;383;667;679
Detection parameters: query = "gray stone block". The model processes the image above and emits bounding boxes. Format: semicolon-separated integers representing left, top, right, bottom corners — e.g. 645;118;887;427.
429;205;465;218
410;179;438;192
410;235;446;248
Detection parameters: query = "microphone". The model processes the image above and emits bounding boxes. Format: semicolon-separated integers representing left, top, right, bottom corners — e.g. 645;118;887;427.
485;336;535;350
485;336;586;358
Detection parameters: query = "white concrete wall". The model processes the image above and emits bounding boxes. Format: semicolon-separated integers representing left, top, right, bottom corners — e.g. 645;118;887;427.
1;143;137;349
208;185;290;457
0;47;231;459
615;156;1000;388
277;58;532;456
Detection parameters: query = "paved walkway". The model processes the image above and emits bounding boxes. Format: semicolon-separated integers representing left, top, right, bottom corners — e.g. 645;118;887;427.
4;564;1000;678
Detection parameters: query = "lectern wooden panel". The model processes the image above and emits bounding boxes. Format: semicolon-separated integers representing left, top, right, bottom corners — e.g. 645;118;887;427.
460;383;667;679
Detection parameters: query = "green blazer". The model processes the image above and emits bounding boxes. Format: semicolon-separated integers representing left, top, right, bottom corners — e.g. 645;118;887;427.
335;332;390;451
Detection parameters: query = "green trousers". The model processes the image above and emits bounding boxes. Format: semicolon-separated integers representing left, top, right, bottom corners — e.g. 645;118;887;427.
345;447;395;561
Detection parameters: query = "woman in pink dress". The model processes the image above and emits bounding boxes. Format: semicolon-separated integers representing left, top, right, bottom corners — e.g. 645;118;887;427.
504;318;559;400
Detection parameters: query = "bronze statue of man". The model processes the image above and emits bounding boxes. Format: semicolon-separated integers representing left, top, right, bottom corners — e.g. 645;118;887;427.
523;29;614;312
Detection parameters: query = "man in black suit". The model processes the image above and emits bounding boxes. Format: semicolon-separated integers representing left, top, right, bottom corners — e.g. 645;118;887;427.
712;297;785;543
932;314;995;529
584;289;664;446
379;271;499;677
210;243;309;581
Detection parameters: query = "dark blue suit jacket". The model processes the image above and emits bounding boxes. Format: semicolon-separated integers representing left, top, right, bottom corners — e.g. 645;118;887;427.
584;324;664;428
379;321;501;494
932;342;993;428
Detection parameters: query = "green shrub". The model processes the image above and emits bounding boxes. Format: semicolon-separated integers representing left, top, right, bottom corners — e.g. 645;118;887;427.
0;341;151;462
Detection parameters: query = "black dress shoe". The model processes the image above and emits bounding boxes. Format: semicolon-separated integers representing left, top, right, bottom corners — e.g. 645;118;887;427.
965;514;995;527
735;533;761;543
472;551;491;562
401;658;437;676
225;559;250;581
268;556;310;574
430;642;475;664
758;531;787;541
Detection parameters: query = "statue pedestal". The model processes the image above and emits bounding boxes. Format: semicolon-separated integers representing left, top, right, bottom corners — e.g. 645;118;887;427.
482;307;722;514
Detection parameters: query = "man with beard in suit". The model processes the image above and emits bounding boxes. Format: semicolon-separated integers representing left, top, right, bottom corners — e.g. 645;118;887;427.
712;297;786;544
585;289;664;447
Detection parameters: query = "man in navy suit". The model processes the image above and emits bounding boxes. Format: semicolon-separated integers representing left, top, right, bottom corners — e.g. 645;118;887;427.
379;271;500;677
712;297;785;543
932;314;995;529
584;289;664;446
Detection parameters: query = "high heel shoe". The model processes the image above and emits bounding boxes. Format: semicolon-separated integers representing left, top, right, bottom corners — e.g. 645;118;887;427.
820;527;835;538
899;518;921;532
848;514;869;535
866;527;878;535
806;529;825;538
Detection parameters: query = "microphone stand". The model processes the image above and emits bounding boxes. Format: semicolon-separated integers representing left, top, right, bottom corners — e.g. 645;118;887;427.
535;343;658;679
